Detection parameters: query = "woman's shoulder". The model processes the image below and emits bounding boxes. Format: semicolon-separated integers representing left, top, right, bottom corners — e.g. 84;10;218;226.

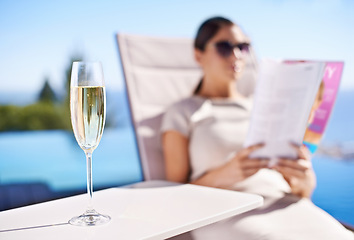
161;96;207;136
166;95;207;116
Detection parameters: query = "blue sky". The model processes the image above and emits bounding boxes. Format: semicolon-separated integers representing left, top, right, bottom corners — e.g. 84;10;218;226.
1;0;353;94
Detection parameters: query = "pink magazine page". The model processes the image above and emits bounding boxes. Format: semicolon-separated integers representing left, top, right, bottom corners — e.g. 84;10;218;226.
303;62;344;153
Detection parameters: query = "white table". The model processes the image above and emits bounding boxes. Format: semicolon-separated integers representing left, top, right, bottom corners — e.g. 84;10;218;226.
0;183;263;240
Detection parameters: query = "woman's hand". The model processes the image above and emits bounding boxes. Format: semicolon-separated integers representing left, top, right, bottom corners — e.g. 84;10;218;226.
192;143;269;189
272;143;316;198
227;143;269;182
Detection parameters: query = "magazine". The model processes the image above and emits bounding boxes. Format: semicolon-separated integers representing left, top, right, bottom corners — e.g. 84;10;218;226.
243;59;343;164
302;61;344;153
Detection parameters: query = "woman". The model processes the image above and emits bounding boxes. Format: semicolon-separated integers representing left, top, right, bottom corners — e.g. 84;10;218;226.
161;16;353;239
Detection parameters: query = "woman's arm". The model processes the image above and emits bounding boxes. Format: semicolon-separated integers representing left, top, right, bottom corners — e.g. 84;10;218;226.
162;131;191;183
191;144;269;189
162;130;268;189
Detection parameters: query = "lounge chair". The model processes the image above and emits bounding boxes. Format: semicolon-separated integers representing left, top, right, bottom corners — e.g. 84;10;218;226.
116;33;353;239
116;33;258;181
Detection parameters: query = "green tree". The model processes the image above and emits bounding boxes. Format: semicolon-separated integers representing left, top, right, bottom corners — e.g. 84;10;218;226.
38;77;57;102
0;53;120;132
0;102;68;131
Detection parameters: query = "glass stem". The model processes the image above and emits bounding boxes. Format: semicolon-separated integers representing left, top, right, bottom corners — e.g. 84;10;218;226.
85;150;94;212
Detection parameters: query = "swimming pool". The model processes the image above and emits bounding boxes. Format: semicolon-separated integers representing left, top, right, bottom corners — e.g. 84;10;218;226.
1;90;354;227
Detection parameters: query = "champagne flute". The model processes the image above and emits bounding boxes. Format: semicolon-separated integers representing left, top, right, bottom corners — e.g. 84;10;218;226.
69;61;111;226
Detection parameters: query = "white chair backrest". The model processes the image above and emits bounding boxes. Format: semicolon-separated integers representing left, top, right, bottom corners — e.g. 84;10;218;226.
116;33;258;180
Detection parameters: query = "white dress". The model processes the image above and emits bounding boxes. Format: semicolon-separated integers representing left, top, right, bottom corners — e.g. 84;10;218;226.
161;95;353;240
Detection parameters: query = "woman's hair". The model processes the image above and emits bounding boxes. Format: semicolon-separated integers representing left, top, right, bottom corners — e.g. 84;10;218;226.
193;16;235;94
194;16;234;51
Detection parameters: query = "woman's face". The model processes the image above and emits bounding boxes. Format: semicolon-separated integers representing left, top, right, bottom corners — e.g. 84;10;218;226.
195;25;250;85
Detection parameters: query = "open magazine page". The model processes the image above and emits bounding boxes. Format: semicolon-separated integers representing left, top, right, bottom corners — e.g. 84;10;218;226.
244;59;325;163
303;62;344;153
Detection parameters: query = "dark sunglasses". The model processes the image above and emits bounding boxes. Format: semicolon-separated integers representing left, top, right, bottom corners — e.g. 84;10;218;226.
214;41;250;58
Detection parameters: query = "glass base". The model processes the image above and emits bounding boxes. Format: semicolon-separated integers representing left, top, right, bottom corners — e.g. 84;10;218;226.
69;209;111;226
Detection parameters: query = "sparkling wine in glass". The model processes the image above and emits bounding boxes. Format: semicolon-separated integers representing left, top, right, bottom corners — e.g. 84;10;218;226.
69;61;110;226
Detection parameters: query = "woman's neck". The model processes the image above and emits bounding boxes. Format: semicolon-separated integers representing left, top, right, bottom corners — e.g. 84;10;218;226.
197;78;243;99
